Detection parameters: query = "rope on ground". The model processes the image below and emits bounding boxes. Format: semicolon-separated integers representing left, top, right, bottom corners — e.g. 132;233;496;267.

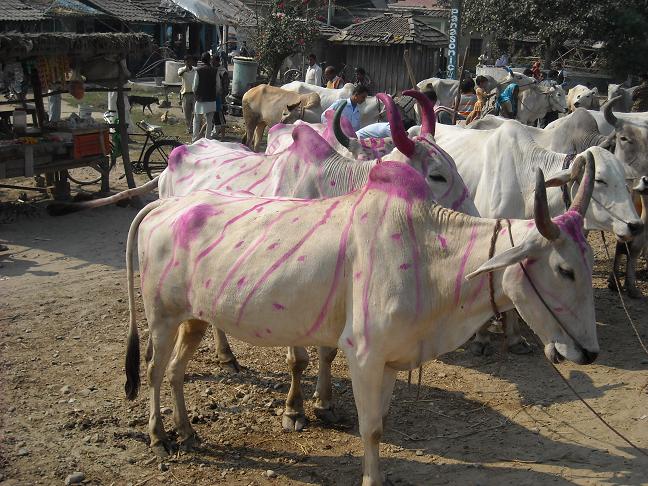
599;232;648;357
546;358;648;458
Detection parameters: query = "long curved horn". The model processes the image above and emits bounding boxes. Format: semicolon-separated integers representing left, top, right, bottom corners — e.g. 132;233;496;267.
569;150;595;216
402;89;436;137
602;95;622;127
333;101;350;148
535;168;560;241
376;92;415;157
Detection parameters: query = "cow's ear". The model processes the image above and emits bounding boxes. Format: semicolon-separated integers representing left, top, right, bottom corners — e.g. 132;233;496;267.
544;168;571;187
598;132;616;150
466;239;537;280
592;87;598;95
287;102;300;111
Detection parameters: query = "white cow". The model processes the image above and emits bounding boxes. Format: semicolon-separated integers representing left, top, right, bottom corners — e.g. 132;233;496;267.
517;84;568;125
607;84;637;112
567;85;600;111
124;157;599;486
281;80;382;127
434;120;642;354
417;71;535;108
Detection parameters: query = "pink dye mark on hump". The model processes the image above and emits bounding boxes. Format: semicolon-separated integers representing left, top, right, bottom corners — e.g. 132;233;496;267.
367;161;429;201
173;204;222;250
237;201;341;327
306;189;369;337
272;303;285;310
437;234;447;250
167;145;188;172
454;226;478;305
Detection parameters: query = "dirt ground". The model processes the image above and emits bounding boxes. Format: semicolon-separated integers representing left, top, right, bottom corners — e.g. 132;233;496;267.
2;127;648;485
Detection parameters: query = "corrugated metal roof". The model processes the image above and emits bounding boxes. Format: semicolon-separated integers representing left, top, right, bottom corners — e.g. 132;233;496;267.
0;0;46;21
330;12;446;47
81;0;159;23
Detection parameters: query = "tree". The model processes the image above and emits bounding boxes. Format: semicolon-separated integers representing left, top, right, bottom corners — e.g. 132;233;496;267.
253;0;322;83
463;0;608;64
598;1;648;77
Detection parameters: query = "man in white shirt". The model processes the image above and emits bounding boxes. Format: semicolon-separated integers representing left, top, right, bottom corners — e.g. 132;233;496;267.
304;53;322;86
178;55;197;134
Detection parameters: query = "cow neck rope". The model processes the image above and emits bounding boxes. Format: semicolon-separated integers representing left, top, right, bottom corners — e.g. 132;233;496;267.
499;220;648;457
599;231;648;358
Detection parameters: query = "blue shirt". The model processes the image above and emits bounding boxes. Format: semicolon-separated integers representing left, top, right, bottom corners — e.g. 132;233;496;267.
322;98;362;132
497;83;519;115
356;122;391;139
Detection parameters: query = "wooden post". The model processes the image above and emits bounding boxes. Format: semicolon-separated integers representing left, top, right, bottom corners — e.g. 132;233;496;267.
451;45;470;125
30;68;47;128
115;63;140;206
403;49;418;90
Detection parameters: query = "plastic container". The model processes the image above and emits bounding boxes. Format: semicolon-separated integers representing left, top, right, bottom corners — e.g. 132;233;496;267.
165;61;183;85
232;57;258;97
73;131;110;159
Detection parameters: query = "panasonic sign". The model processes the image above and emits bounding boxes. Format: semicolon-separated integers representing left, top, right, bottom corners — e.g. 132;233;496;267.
447;2;461;80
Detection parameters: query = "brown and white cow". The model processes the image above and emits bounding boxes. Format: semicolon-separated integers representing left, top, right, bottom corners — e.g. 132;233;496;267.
242;84;321;152
124;155;598;486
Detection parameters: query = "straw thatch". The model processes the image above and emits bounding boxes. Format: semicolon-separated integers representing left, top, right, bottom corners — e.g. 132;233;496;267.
0;32;153;62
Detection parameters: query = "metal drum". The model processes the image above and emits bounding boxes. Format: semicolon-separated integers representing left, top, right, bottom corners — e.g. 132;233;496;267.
232;56;258;97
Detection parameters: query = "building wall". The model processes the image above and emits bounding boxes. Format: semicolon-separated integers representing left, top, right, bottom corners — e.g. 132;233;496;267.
345;44;439;94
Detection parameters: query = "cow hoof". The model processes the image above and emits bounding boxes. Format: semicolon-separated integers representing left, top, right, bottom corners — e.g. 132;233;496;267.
626;286;643;299
217;356;241;373
508;340;533;355
282;413;306;432
151;441;172;459
179;432;201;451
469;341;494;356
314;406;341;424
607;275;619;291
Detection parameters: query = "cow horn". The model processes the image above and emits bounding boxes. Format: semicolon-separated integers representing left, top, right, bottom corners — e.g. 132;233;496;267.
535;168;560;241
602;96;622;127
569;150;595;217
376;93;415;157
402;89;436;137
333;100;350;148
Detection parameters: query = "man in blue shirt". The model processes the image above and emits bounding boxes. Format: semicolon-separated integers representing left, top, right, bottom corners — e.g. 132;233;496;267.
321;84;369;132
496;82;519;119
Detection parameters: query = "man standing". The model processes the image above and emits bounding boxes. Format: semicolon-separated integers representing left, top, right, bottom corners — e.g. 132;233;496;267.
305;53;322;86
631;73;648;112
211;55;230;140
177;54;196;135
321;84;368;132
192;52;218;142
324;66;343;89
354;67;373;95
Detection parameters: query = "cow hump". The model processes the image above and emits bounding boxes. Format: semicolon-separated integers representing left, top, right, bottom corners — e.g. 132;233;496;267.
367;161;429;201
291;124;334;160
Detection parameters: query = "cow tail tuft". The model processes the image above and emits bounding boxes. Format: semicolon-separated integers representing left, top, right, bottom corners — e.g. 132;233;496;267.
124;199;163;400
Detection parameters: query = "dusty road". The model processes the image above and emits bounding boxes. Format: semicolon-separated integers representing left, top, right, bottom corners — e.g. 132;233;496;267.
1;167;648;485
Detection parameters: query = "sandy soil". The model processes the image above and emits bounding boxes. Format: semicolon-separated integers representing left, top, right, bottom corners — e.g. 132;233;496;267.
1;156;648;485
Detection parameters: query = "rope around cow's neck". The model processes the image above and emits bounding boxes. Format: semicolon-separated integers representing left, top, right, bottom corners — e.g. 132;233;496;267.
497;219;648;457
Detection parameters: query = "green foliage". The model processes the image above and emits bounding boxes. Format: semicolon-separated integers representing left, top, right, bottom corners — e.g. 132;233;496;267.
463;0;648;75
253;0;322;82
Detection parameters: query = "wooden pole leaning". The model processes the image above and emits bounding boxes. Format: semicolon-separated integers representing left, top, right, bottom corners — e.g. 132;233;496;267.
116;61;141;207
451;45;470;125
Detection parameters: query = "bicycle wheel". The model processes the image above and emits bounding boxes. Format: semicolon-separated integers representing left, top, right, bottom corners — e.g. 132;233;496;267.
143;139;182;179
282;69;302;84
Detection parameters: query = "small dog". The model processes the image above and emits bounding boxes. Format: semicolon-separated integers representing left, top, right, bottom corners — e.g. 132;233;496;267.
128;95;159;114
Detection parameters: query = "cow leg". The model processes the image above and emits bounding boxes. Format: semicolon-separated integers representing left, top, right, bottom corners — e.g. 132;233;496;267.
607;242;625;291
313;346;341;423
504;312;533;354
469;322;495;356
380;366;397;427
625;241;643;299
345;353;392;486
168;319;208;449
213;328;240;372
282;346;309;432
147;319;180;458
253;123;266;152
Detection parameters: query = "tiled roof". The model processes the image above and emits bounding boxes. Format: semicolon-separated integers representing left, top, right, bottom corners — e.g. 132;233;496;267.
45;0;106;17
81;0;159;23
0;0;46;21
330;12;446;47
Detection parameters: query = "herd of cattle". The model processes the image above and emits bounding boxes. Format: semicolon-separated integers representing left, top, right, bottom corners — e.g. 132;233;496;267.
49;72;648;485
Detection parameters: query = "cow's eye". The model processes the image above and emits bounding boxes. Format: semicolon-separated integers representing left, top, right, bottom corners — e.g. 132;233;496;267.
558;266;575;280
619;136;631;143
595;179;607;185
429;174;447;183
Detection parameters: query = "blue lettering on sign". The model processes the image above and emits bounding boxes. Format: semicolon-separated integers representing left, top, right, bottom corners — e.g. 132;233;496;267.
447;4;461;79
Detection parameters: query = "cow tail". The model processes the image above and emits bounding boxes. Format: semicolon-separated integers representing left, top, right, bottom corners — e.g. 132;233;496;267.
47;176;160;216
124;199;163;400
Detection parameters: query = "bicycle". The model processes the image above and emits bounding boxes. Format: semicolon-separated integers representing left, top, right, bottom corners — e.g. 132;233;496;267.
66;113;182;185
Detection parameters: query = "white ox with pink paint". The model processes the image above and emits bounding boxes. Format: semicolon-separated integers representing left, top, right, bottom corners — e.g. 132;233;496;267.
124;153;600;485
